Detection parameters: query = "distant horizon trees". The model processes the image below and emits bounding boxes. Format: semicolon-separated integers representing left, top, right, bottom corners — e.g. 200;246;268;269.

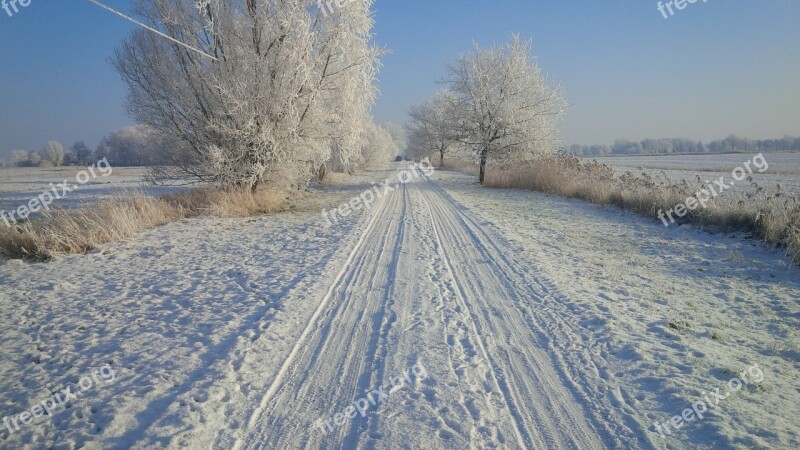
4;130;800;169
567;135;800;156
5;142;65;168
71;141;93;166
97;125;165;167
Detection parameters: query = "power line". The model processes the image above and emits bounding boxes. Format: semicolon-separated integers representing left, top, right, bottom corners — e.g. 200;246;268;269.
86;0;219;62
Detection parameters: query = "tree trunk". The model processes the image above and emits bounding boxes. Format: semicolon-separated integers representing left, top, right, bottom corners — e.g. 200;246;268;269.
479;149;488;185
439;150;444;168
317;163;327;182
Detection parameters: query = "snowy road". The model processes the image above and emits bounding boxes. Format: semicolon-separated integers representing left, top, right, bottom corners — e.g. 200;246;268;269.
2;165;798;449
221;174;644;449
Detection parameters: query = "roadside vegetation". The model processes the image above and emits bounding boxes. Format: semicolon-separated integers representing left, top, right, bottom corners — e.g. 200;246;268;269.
483;155;800;264
0;187;285;261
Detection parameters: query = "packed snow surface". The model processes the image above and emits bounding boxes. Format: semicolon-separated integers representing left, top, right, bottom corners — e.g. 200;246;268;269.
1;164;798;449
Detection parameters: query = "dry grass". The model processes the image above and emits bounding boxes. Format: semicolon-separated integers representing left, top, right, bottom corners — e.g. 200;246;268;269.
0;187;285;261
440;159;479;176
167;188;285;218
318;171;348;185
484;155;800;264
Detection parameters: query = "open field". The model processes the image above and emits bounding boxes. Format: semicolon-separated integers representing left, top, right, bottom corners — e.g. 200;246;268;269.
591;152;800;193
0;167;189;217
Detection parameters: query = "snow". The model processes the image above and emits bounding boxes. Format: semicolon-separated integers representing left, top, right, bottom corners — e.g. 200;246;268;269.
0;167;188;218
1;163;798;449
592;152;800;193
435;169;800;449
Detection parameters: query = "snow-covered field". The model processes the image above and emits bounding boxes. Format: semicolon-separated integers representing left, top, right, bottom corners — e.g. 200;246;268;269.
591;152;800;193
0;167;187;218
1;163;798;449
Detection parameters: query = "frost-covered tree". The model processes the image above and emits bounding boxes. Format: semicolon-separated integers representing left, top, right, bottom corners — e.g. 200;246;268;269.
113;0;381;190
99;125;161;166
71;141;93;166
380;123;407;157
40;141;65;166
10;150;28;167
406;91;460;166
405;127;434;162
28;151;42;167
444;35;566;184
362;122;397;166
94;143;110;162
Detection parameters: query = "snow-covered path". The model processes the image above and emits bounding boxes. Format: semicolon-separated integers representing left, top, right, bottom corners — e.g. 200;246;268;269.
2;164;797;449
221;174;645;449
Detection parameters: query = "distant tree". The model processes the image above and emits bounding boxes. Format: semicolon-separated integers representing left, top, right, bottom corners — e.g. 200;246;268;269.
612;139;642;155
722;135;742;152
362;123;398;167
577;144;611;156
10;150;28;167
27;151;42;167
406;126;437;162
40;141;65;166
575;135;798;157
697;141;708;153
381;123;408;157
71;141;93;166
99;126;150;166
406;91;460;166
444;36;566;183
94;142;110;162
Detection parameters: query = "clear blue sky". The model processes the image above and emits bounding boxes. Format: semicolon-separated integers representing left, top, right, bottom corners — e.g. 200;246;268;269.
1;0;799;157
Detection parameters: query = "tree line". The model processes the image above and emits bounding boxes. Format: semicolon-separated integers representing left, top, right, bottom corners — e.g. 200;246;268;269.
566;135;800;156
3;125;169;169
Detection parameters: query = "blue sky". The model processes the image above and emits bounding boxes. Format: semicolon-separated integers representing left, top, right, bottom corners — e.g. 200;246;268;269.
1;0;799;157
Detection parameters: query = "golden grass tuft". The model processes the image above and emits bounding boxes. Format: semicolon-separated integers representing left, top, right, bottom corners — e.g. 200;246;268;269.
440;159;480;176
0;187;285;261
484;155;800;264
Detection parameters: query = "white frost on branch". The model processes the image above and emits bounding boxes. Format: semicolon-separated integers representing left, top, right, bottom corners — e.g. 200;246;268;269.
442;35;567;183
114;0;383;189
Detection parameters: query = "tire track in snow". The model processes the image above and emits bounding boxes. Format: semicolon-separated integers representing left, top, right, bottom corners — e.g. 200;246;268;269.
232;180;408;450
341;184;408;447
417;186;531;450
417;178;607;449
425;179;655;449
